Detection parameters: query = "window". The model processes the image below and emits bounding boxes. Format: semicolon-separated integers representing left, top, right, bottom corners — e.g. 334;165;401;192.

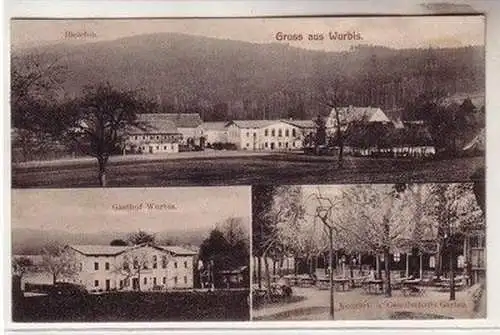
292;142;296;147
162;255;167;268
457;255;465;269
285;142;289;148
265;142;268;148
278;129;282;137
133;258;138;269
271;129;275;137
94;280;99;287
292;129;296;137
470;234;486;248
94;262;99;270
79;263;83;271
184;261;188;268
164;146;167;150
174;262;178;269
153;277;157;285
134;136;137;140
278;142;282;147
393;253;400;262
285;129;289;137
105;262;110;270
246;132;250;137
153;255;157;269
162;277;166;284
144;277;147;285
156;135;159;140
174;276;178;284
156;146;159;150
429;256;436;268
184;276;187;284
264;129;268;136
246;143;249;147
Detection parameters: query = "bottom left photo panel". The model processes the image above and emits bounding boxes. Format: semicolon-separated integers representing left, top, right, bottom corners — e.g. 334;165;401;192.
10;186;251;322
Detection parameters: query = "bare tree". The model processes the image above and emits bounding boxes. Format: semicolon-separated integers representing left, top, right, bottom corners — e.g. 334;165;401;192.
12;257;34;282
65;83;155;186
40;244;79;285
427;183;483;301
127;230;156;245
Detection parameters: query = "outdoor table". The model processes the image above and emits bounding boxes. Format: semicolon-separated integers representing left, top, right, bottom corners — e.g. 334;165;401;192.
333;278;350;291
351;276;369;288
362;279;383;294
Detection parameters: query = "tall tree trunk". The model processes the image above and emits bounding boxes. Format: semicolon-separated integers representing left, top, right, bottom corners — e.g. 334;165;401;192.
52;273;56;285
257;256;262;289
328;228;335;320
97;156;108;187
384;246;392;297
376;255;381;279
264;256;271;297
450;247;456;301
435;242;442;279
419;252;423;279
406;253;410;277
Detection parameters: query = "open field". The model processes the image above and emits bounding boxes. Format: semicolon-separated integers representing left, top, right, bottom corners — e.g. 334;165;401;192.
252;286;484;321
13;290;250;322
11;153;484;188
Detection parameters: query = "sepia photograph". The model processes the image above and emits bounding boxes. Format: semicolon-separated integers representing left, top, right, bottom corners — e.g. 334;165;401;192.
11;186;251;322
251;182;485;320
10;15;484;188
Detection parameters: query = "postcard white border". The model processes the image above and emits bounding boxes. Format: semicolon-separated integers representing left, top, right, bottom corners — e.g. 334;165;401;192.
3;0;500;333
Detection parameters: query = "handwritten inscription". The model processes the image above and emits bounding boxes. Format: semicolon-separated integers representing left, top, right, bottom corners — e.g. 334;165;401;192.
111;203;177;211
64;31;97;39
275;31;363;42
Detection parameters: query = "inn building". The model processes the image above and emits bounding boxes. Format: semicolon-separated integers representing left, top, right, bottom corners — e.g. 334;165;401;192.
66;244;197;292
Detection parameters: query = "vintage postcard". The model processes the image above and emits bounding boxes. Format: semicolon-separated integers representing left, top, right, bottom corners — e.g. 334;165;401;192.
10;15;484;188
11;186;251;322
251;183;486;321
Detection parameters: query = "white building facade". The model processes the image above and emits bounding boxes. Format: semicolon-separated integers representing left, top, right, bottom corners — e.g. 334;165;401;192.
67;244;197;292
225;120;308;151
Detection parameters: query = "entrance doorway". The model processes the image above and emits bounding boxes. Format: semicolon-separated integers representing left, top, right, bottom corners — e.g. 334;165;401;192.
105;279;110;291
132;278;139;290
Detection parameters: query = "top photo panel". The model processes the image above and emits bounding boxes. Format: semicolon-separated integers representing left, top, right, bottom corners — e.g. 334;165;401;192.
10;16;485;188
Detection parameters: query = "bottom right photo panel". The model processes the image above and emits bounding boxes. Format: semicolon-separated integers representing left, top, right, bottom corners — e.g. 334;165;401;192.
251;183;486;321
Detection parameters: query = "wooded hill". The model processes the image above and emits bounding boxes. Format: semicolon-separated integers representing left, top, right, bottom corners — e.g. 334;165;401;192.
13;33;484;121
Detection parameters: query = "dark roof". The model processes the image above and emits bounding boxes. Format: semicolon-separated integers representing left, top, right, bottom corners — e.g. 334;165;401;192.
344;122;434;147
227;120;277;128
281;119;316;128
156;245;198;256
128;114;180;134
391;123;434;146
160;113;203;128
344;122;395;148
202;122;228;131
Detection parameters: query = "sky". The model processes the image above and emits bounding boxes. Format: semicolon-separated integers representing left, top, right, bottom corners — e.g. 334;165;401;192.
11;186;250;234
10;16;484;52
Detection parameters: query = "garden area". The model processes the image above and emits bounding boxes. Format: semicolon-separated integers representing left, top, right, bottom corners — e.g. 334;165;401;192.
251;182;486;320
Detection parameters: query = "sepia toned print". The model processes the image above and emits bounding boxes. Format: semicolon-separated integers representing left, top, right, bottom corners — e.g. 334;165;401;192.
251;183;485;320
11;187;251;322
11;16;484;188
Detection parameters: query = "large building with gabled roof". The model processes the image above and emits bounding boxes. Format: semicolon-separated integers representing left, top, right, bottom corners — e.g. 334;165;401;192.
65;243;197;292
